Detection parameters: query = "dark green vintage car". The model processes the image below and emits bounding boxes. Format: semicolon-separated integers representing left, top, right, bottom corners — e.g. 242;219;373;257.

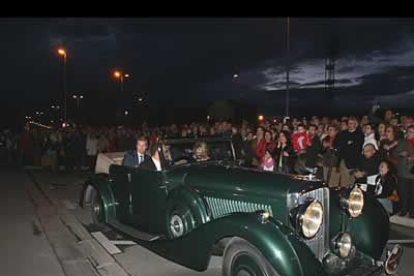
80;137;403;276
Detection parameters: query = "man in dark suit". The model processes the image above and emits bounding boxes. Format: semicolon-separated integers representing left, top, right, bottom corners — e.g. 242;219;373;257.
122;135;150;167
139;142;162;171
335;117;365;187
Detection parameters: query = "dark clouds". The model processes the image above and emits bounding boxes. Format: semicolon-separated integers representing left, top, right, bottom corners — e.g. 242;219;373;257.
1;17;414;115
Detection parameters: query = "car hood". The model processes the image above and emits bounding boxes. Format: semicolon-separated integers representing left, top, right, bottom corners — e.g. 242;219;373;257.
166;163;324;197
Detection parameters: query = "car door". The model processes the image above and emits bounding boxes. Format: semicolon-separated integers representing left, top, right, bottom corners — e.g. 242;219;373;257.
129;169;168;234
109;164;133;223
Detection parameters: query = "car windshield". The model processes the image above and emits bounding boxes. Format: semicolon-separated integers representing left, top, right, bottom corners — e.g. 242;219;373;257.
163;139;235;168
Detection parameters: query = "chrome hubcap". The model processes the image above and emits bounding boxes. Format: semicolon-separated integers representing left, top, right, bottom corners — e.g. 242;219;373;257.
170;214;184;237
92;198;100;220
237;270;251;276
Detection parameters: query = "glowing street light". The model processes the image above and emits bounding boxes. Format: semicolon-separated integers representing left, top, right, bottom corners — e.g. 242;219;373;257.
114;71;121;78
233;74;239;79
58;48;66;56
72;94;84;108
258;115;264;121
57;47;68;121
113;69;129;93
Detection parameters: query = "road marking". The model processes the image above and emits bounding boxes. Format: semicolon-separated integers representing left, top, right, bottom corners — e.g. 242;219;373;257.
91;231;137;254
390;216;414;228
61;199;76;210
92;232;122;254
388;239;414;244
112;240;137;245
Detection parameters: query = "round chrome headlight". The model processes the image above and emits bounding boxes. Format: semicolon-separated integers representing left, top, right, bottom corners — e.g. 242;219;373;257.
348;186;364;218
335;233;352;258
299;200;323;238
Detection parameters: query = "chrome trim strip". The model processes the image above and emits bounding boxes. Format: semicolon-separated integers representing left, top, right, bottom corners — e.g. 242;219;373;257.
204;197;273;218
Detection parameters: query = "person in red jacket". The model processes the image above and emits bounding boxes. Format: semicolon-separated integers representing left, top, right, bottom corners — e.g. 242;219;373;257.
149;131;158;144
107;131;117;152
264;130;277;150
19;128;32;165
292;124;308;154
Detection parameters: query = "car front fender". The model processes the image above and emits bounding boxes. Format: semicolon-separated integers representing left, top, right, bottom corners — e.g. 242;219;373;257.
165;185;211;224
348;195;390;261
79;175;116;221
148;212;327;276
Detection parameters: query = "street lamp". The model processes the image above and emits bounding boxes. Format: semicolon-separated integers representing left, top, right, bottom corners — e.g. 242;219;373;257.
285;17;291;117
113;69;129;93
72;94;84;108
58;47;67;122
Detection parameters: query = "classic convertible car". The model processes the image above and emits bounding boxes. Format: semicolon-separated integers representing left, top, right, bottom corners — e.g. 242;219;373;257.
80;137;403;276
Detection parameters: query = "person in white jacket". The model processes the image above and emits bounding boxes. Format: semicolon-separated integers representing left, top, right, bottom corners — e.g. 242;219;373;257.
86;133;99;171
363;123;379;151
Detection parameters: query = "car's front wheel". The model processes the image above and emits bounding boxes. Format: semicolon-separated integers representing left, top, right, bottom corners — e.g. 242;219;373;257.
89;188;108;231
223;238;280;276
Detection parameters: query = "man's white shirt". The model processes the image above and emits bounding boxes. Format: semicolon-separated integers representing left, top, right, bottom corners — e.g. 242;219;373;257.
137;153;145;165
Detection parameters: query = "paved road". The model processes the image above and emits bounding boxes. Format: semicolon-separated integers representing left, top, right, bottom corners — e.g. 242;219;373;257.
0;166;65;276
30;169;414;276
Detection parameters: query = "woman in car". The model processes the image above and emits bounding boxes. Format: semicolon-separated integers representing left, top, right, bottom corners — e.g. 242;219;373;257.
192;141;210;162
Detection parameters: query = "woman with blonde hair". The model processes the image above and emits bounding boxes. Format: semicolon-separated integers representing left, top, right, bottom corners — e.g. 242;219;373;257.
192;141;210;162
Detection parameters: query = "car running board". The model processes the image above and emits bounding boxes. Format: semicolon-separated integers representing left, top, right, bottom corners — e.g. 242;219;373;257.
108;219;161;242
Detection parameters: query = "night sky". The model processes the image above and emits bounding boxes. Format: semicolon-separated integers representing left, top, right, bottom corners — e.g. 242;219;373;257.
2;17;414;126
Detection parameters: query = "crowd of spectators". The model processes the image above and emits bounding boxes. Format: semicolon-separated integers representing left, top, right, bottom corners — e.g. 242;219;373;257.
2;107;413;217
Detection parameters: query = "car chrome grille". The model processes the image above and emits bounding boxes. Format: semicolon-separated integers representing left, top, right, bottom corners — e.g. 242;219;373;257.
289;187;330;261
204;196;273;219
